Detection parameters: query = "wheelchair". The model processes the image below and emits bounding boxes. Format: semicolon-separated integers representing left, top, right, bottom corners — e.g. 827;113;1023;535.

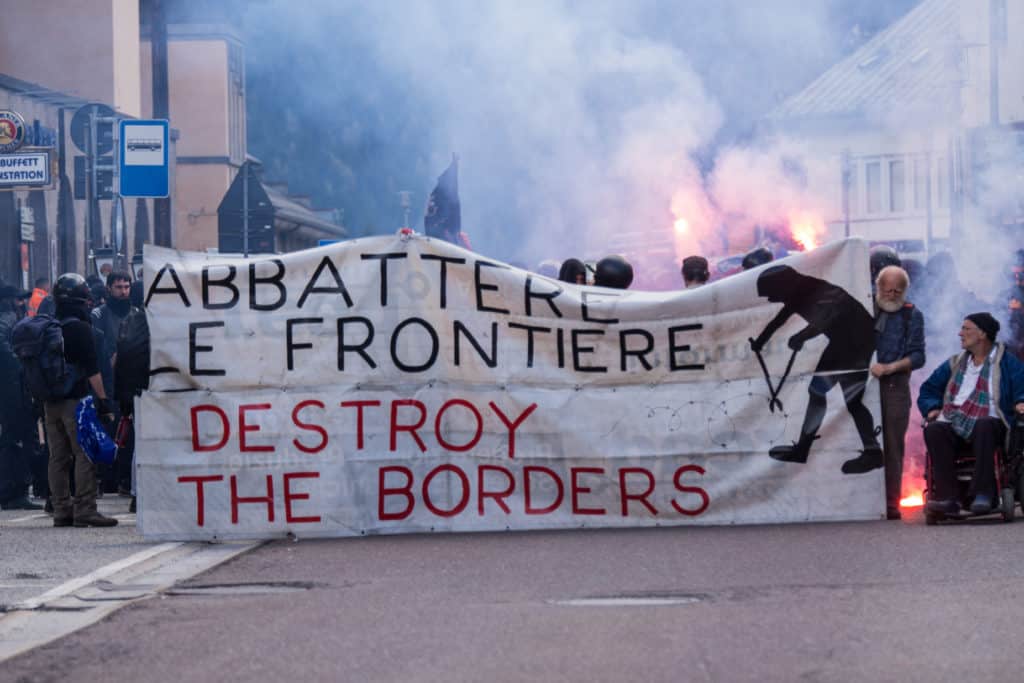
922;415;1024;525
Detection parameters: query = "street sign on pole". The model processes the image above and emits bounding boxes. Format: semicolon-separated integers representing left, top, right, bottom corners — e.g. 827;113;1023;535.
119;119;169;198
70;103;115;155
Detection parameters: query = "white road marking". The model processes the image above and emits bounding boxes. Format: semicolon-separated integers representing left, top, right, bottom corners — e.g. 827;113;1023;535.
6;513;47;524
551;596;702;607
13;543;182;611
0;540;259;663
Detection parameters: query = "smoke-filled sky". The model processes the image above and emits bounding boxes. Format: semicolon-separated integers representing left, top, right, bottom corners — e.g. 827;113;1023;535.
233;0;919;265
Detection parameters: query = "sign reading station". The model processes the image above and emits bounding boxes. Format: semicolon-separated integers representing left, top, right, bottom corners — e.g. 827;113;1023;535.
0;150;52;188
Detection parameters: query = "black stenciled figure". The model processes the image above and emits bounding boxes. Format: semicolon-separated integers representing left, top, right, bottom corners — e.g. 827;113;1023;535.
750;265;882;473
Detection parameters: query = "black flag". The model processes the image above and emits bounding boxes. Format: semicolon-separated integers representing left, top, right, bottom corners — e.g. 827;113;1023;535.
424;154;461;242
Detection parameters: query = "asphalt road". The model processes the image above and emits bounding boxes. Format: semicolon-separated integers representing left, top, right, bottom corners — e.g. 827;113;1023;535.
0;495;138;608
5;508;1024;682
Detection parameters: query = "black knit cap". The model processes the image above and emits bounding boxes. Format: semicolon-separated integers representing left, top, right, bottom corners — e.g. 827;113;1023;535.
965;312;1000;342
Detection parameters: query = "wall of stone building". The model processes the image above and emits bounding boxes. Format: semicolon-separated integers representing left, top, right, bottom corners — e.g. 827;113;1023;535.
175;163;234;252
0;0;140;117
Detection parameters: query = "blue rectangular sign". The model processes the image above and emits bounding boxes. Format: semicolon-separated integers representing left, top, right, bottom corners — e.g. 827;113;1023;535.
119;119;169;198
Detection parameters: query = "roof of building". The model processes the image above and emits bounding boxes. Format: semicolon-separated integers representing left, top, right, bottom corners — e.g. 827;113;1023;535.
0;71;90;108
263;183;346;238
769;0;960;124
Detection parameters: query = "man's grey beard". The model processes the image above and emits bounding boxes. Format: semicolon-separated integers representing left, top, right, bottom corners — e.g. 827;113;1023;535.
876;294;905;313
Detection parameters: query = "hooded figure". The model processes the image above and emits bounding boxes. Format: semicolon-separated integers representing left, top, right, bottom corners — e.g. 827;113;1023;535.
424;155;461;244
750;265;881;472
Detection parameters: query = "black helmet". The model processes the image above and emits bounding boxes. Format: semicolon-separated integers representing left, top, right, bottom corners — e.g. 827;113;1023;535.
53;273;91;305
741;247;774;270
869;245;901;280
594;255;633;289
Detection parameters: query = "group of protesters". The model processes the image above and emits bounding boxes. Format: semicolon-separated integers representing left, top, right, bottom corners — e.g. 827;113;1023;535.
0;269;148;527
549;243;1024;521
3;236;1024;527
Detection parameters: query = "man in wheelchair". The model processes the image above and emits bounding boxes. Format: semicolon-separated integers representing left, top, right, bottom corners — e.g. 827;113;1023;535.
918;312;1024;516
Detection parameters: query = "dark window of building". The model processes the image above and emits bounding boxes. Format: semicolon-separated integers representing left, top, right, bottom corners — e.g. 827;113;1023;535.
936;157;948;208
913;157;928;210
889;159;905;212
866;161;881;213
846;160;858;216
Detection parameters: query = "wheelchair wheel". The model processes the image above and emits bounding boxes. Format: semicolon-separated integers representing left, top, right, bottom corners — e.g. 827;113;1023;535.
1001;488;1015;522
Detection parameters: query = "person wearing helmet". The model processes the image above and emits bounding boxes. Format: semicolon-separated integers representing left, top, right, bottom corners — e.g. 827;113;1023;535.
741;247;773;271
558;258;587;285
593;255;633;289
869;245;901;286
43;273;118;527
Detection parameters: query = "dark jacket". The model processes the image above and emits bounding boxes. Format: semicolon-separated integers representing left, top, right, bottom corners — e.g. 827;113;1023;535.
917;343;1024;429
91;300;129;396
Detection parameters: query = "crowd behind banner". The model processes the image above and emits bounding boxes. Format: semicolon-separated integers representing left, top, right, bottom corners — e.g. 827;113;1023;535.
1;236;1022;530
0;269;148;524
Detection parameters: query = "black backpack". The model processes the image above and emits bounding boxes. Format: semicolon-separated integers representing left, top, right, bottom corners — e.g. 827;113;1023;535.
115;306;150;397
11;314;78;401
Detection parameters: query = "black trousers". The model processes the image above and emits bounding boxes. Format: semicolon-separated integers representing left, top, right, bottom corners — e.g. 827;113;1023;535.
924;417;1005;500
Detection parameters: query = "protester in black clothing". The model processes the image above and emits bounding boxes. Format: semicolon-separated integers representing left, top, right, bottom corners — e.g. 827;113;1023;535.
750;265;882;472
558;258;587;285
92;271;132;399
0;282;41;510
41;274;118;527
742;247;774;270
681;255;710;289
594;255;633;289
90;272;131;493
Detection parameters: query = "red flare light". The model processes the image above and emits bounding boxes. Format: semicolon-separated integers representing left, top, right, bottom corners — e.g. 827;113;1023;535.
787;212;824;251
899;493;924;508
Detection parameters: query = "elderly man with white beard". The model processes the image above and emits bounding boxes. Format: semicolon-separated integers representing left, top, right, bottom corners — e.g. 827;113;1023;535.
871;265;925;520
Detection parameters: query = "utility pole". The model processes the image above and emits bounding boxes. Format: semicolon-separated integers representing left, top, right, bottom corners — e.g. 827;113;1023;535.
242;161;249;257
150;0;172;246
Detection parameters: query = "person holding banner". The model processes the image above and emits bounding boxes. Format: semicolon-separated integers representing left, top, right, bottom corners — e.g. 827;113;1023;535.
870;266;925;520
750;264;883;472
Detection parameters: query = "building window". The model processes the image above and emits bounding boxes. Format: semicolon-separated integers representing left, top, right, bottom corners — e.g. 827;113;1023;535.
936;157;947;208
846;160;858;216
889;159;905;212
913;157;928;210
866;161;881;213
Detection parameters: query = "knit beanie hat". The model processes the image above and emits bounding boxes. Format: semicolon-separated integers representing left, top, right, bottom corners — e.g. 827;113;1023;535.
966;312;1000;342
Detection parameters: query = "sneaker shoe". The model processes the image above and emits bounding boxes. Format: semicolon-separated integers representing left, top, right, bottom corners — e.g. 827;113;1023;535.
841;446;884;474
0;496;44;511
970;494;993;514
73;513;119;528
926;498;959;515
53;517;73;527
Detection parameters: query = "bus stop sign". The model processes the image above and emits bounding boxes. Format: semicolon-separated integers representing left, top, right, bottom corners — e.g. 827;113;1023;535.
119;119;169;198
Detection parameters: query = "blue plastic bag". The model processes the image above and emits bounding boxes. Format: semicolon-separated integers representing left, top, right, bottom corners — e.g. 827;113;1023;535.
76;396;118;465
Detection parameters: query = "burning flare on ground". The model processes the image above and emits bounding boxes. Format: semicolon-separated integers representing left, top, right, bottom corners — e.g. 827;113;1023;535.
674;217;689;235
899;492;924;508
787;212;825;251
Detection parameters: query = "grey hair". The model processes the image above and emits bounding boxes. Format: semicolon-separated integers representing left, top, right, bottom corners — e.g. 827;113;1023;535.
875;265;909;290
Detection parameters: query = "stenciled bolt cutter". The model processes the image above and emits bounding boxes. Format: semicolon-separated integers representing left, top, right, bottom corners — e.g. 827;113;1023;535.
749;338;799;413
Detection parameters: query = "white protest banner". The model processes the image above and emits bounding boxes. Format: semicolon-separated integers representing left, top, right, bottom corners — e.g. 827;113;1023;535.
138;234;884;540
